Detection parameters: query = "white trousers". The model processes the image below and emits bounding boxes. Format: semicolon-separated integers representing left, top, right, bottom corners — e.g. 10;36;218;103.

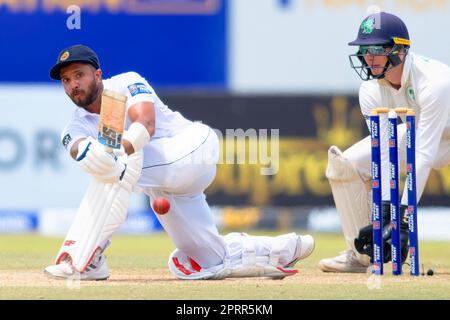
138;122;296;268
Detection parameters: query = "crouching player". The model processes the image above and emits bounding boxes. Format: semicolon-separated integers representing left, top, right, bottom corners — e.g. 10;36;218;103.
44;45;315;280
319;12;450;273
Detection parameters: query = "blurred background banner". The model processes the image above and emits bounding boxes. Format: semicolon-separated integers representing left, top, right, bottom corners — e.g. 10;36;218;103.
228;0;450;93
1;0;449;237
3;0;450;90
165;94;450;208
0;0;227;88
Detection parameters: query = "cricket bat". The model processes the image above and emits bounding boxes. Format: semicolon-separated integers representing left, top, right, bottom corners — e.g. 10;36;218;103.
98;89;127;152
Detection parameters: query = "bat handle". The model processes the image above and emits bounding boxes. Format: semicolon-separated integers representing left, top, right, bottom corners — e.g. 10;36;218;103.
104;146;124;160
104;146;115;156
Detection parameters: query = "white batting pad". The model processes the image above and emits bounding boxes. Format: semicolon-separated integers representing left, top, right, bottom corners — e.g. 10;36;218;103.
325;145;372;266
55;150;143;272
167;233;299;280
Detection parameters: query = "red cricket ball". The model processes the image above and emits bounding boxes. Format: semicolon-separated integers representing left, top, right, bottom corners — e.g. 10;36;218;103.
152;197;170;215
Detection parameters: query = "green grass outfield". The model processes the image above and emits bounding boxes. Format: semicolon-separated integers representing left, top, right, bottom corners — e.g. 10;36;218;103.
0;232;450;300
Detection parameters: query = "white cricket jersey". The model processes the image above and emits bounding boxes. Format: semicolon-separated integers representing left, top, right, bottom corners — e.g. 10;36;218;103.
359;52;450;203
60;71;192;157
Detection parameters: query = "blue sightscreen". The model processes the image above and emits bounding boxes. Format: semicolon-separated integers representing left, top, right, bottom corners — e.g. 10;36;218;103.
0;1;227;88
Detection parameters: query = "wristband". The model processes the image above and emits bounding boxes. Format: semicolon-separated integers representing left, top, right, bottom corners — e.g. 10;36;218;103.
123;122;150;152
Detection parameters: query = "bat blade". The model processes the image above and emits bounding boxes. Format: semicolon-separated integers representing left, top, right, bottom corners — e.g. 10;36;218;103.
98;89;127;150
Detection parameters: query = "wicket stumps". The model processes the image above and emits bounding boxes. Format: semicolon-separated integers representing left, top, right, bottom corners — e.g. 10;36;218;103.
370;107;387;275
370;107;419;276
388;109;402;275
406;109;420;276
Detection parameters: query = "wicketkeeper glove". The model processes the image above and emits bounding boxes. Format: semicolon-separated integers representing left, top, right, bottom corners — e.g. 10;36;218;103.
354;201;409;264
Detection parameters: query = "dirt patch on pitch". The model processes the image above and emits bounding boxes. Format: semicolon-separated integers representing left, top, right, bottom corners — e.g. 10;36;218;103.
0;271;66;288
0;269;174;288
0;268;448;288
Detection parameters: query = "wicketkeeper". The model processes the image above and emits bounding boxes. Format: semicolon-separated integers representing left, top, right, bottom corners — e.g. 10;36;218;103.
44;45;315;280
320;12;450;273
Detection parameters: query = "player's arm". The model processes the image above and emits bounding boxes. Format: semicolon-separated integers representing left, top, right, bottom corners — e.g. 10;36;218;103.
359;81;383;130
60;124;91;161
122;101;155;155
400;82;450;204
70;138;86;160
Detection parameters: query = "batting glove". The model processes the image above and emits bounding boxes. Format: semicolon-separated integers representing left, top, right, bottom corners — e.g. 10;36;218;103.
76;137;126;183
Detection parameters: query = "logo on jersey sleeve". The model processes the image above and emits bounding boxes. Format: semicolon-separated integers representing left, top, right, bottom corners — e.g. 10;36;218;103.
62;134;72;149
127;83;152;97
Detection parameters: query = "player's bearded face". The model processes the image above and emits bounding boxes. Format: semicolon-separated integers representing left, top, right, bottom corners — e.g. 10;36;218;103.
69;76;100;108
61;63;101;108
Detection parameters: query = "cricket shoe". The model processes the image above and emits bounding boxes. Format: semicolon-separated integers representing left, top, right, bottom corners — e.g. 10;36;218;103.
318;250;368;273
271;234;315;280
285;234;315;268
44;253;110;281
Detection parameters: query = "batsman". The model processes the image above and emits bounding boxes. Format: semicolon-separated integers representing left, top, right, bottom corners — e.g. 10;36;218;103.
320;12;450;273
44;45;315;280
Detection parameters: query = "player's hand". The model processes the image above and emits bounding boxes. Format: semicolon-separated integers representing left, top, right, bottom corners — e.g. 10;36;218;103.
382;205;409;264
76;137;118;176
354;202;409;263
91;154;128;184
